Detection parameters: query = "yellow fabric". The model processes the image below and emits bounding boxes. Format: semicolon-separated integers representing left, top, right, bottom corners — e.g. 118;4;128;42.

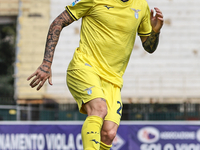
67;66;122;125
66;0;152;88
100;142;112;150
81;116;103;150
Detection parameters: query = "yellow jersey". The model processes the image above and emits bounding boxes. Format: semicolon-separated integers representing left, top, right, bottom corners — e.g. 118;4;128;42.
66;0;152;88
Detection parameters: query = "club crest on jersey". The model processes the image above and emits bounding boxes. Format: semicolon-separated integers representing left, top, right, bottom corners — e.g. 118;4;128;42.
131;8;141;19
84;86;95;95
72;0;81;6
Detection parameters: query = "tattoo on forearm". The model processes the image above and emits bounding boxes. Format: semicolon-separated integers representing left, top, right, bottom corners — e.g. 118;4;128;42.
42;64;50;69
39;67;50;74
44;11;74;61
142;30;160;53
43;59;52;63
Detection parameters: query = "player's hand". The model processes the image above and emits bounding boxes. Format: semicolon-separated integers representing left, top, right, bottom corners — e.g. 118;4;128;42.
27;63;53;91
150;7;164;33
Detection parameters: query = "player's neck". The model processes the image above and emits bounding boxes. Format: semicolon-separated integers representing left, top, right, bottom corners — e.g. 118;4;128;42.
121;0;129;2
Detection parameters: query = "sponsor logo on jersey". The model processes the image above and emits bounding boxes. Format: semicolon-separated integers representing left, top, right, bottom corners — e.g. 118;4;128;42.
131;8;141;19
104;5;114;10
91;139;100;144
72;0;81;6
137;126;160;143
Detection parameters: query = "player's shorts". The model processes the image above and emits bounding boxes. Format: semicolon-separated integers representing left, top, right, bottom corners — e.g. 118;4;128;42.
66;66;122;125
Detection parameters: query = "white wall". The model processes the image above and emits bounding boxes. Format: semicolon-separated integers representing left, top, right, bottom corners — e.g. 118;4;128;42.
48;0;200;103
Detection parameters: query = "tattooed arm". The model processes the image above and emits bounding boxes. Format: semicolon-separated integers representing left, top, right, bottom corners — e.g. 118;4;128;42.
43;10;74;63
140;7;163;53
141;30;160;53
27;10;74;90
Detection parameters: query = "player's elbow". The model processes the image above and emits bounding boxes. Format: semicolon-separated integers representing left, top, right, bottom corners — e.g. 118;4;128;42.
146;48;156;54
143;46;156;54
142;39;158;54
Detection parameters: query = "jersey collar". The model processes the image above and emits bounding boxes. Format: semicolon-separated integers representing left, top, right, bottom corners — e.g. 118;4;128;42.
115;0;133;5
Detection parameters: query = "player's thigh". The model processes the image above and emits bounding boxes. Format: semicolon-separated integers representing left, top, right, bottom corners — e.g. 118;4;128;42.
67;69;106;114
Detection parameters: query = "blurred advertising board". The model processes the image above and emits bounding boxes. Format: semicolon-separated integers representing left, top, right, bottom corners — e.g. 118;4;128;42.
0;121;200;150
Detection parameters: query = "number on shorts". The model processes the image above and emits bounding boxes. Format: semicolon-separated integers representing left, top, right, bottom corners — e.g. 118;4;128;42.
117;101;122;116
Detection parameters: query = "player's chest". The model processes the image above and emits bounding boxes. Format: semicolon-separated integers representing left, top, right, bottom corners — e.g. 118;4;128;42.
89;1;143;32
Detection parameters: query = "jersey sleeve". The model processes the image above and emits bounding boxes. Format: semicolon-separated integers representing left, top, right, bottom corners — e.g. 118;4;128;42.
138;4;152;36
66;0;94;21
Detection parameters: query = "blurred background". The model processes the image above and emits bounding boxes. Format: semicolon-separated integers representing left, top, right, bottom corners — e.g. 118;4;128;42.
0;0;200;122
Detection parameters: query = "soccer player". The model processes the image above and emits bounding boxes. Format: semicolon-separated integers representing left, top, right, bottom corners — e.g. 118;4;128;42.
27;0;163;149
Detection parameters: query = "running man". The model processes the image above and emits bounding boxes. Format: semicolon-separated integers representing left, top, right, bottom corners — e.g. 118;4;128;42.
28;0;163;149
